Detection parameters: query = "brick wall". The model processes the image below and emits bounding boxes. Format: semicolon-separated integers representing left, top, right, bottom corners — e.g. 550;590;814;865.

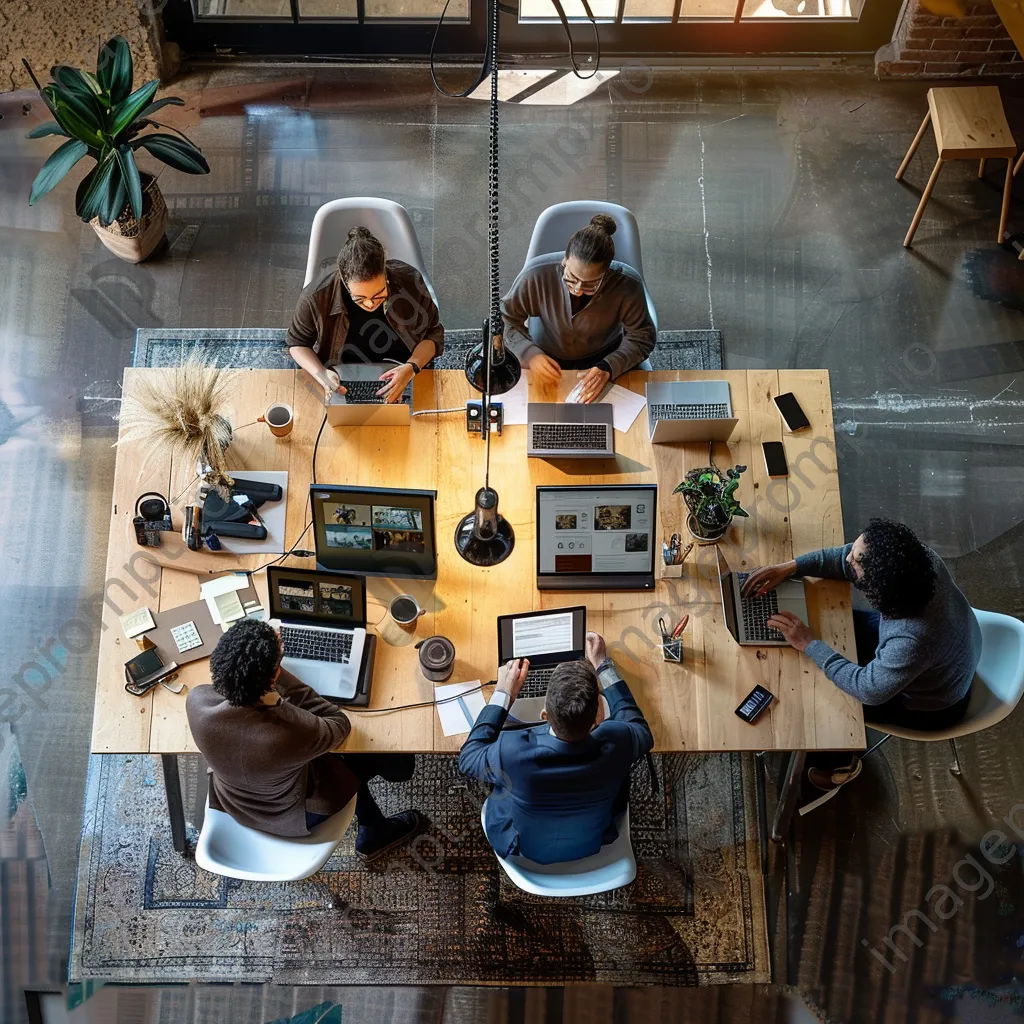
876;0;1023;77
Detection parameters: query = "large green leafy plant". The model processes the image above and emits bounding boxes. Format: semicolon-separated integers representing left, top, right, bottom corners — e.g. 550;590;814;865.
24;36;209;227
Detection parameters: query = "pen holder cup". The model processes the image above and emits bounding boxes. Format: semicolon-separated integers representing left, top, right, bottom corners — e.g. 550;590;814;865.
661;631;683;664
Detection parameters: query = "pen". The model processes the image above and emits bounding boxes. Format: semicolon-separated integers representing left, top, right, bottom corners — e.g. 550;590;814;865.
670;614;689;639
456;695;475;729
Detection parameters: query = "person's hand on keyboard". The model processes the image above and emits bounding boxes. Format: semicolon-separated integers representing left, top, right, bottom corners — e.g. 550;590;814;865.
766;611;813;652
496;657;531;701
320;368;347;401
741;560;797;599
376;362;415;403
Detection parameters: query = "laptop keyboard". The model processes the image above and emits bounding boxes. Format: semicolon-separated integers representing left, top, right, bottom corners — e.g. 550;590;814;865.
736;573;783;643
517;666;557;700
531;424;609;451
341;380;411;405
281;626;353;664
650;402;730;420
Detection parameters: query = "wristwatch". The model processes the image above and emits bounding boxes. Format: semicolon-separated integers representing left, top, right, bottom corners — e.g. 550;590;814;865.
405;361;421;375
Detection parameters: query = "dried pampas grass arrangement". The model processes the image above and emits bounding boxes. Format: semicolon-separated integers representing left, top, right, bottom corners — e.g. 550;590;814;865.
117;358;241;496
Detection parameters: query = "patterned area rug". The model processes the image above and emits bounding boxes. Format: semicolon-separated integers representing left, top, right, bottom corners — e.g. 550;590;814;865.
71;752;767;986
132;328;723;371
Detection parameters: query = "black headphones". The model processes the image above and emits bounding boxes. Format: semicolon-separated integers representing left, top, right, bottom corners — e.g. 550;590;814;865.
133;492;173;546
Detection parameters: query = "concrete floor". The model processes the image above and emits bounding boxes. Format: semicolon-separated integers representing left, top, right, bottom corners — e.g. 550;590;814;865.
1;64;1024;1022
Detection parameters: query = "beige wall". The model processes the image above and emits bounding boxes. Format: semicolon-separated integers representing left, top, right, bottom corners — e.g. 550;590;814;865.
0;0;166;94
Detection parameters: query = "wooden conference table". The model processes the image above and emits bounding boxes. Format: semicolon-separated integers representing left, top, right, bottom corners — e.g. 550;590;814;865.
93;367;864;846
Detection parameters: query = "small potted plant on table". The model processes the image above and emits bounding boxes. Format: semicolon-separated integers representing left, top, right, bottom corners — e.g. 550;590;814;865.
674;461;748;544
24;36;209;263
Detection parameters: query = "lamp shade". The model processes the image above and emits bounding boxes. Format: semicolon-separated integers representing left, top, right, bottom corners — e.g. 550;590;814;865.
465;320;521;396
454;486;515;567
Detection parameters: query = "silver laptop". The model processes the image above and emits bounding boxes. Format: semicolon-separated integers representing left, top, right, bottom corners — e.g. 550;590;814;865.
497;605;586;721
326;363;413;427
720;570;809;647
646;380;738;443
266;566;367;700
527;403;614;459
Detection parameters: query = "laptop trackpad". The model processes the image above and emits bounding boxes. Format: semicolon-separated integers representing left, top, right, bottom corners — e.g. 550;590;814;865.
281;656;357;700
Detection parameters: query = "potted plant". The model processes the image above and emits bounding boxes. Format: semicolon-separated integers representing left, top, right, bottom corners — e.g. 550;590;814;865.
23;36;209;263
674;462;748;544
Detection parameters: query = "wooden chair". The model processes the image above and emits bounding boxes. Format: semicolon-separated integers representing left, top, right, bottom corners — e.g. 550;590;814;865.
896;86;1020;252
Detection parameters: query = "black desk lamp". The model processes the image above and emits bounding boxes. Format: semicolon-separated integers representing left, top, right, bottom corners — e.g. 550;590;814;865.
455;0;517;568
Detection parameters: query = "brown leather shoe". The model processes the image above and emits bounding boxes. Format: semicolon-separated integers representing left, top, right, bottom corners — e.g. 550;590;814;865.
808;756;863;793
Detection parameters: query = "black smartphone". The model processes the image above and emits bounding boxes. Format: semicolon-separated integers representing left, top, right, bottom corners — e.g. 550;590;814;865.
762;441;788;478
735;685;776;724
773;392;811;432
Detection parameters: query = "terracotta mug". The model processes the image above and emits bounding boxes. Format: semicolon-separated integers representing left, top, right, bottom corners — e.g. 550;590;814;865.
258;402;293;437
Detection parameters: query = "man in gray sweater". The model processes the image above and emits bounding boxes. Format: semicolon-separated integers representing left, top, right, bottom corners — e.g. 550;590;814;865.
743;518;980;730
501;214;656;403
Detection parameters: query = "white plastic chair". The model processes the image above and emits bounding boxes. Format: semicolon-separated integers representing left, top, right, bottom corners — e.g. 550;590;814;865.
195;797;356;882
522;201;658;334
867;608;1024;776
482;800;636;896
303;198;438;306
526;200;645;277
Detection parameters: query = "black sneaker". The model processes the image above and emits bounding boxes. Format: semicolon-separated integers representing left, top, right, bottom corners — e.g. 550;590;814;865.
355;810;427;862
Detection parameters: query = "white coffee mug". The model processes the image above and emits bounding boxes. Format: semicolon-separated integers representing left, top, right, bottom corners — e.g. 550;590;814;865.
388;594;425;629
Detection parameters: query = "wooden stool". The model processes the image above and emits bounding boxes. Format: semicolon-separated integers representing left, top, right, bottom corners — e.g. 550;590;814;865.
896;86;1019;250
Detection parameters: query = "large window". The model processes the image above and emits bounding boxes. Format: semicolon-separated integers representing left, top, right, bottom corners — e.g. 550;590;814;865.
165;0;897;57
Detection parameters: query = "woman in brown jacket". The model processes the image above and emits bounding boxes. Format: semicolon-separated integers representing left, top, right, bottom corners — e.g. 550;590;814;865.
287;226;445;403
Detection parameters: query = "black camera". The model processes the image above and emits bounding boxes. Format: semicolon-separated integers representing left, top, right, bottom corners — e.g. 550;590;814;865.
133;492;173;546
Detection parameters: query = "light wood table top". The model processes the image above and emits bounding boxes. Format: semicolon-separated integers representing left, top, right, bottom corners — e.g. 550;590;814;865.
91;367;864;756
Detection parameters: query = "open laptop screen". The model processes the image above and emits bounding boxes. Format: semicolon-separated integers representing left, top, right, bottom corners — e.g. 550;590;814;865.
497;607;586;667
311;484;437;579
536;485;657;589
267;566;366;628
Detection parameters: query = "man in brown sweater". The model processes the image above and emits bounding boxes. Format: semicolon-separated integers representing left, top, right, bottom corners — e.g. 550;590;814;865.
186;618;425;859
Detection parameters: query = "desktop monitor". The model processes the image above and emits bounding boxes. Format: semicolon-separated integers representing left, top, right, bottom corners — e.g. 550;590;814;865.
535;484;658;591
311;484;438;579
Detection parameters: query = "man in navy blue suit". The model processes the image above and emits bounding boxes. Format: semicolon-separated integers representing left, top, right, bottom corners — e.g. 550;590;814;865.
458;631;654;865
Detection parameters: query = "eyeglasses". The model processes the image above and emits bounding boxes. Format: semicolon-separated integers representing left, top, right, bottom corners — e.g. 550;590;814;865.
349;286;388;310
561;261;605;295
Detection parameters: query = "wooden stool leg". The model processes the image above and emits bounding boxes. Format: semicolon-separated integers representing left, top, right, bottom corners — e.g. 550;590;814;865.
904;157;943;247
978;158;986;179
1015;151;1023;177
897;111;932;182
998;156;1014;244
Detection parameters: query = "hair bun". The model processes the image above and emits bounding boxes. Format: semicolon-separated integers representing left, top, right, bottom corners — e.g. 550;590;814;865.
347;225;374;241
589;214;617;236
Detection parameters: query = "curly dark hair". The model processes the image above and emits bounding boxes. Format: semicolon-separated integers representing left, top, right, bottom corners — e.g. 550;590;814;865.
545;660;599;742
209;618;282;706
857;518;936;618
337;225;386;285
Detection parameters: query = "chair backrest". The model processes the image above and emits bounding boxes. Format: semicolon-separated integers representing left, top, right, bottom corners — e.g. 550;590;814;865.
195;799;356;882
482;801;636;897
967;608;1024;718
525;201;645;279
303;198;437;305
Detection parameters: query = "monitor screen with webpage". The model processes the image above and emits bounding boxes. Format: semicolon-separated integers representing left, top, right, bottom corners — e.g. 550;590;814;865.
535;484;657;591
310;485;438;579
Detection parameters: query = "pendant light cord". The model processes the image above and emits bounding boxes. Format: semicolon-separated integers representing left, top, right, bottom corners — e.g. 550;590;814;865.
484;0;500;492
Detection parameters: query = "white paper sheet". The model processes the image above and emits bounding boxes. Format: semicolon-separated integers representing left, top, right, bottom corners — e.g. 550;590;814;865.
603;385;647;433
512;611;574;658
493;376;530;426
435;681;487;736
200;573;249;625
120;606;156;639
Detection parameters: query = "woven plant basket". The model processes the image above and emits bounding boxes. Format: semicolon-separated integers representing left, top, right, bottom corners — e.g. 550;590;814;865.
90;172;168;263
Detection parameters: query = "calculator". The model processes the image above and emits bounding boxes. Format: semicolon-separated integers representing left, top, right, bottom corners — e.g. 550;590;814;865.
170;620;203;654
